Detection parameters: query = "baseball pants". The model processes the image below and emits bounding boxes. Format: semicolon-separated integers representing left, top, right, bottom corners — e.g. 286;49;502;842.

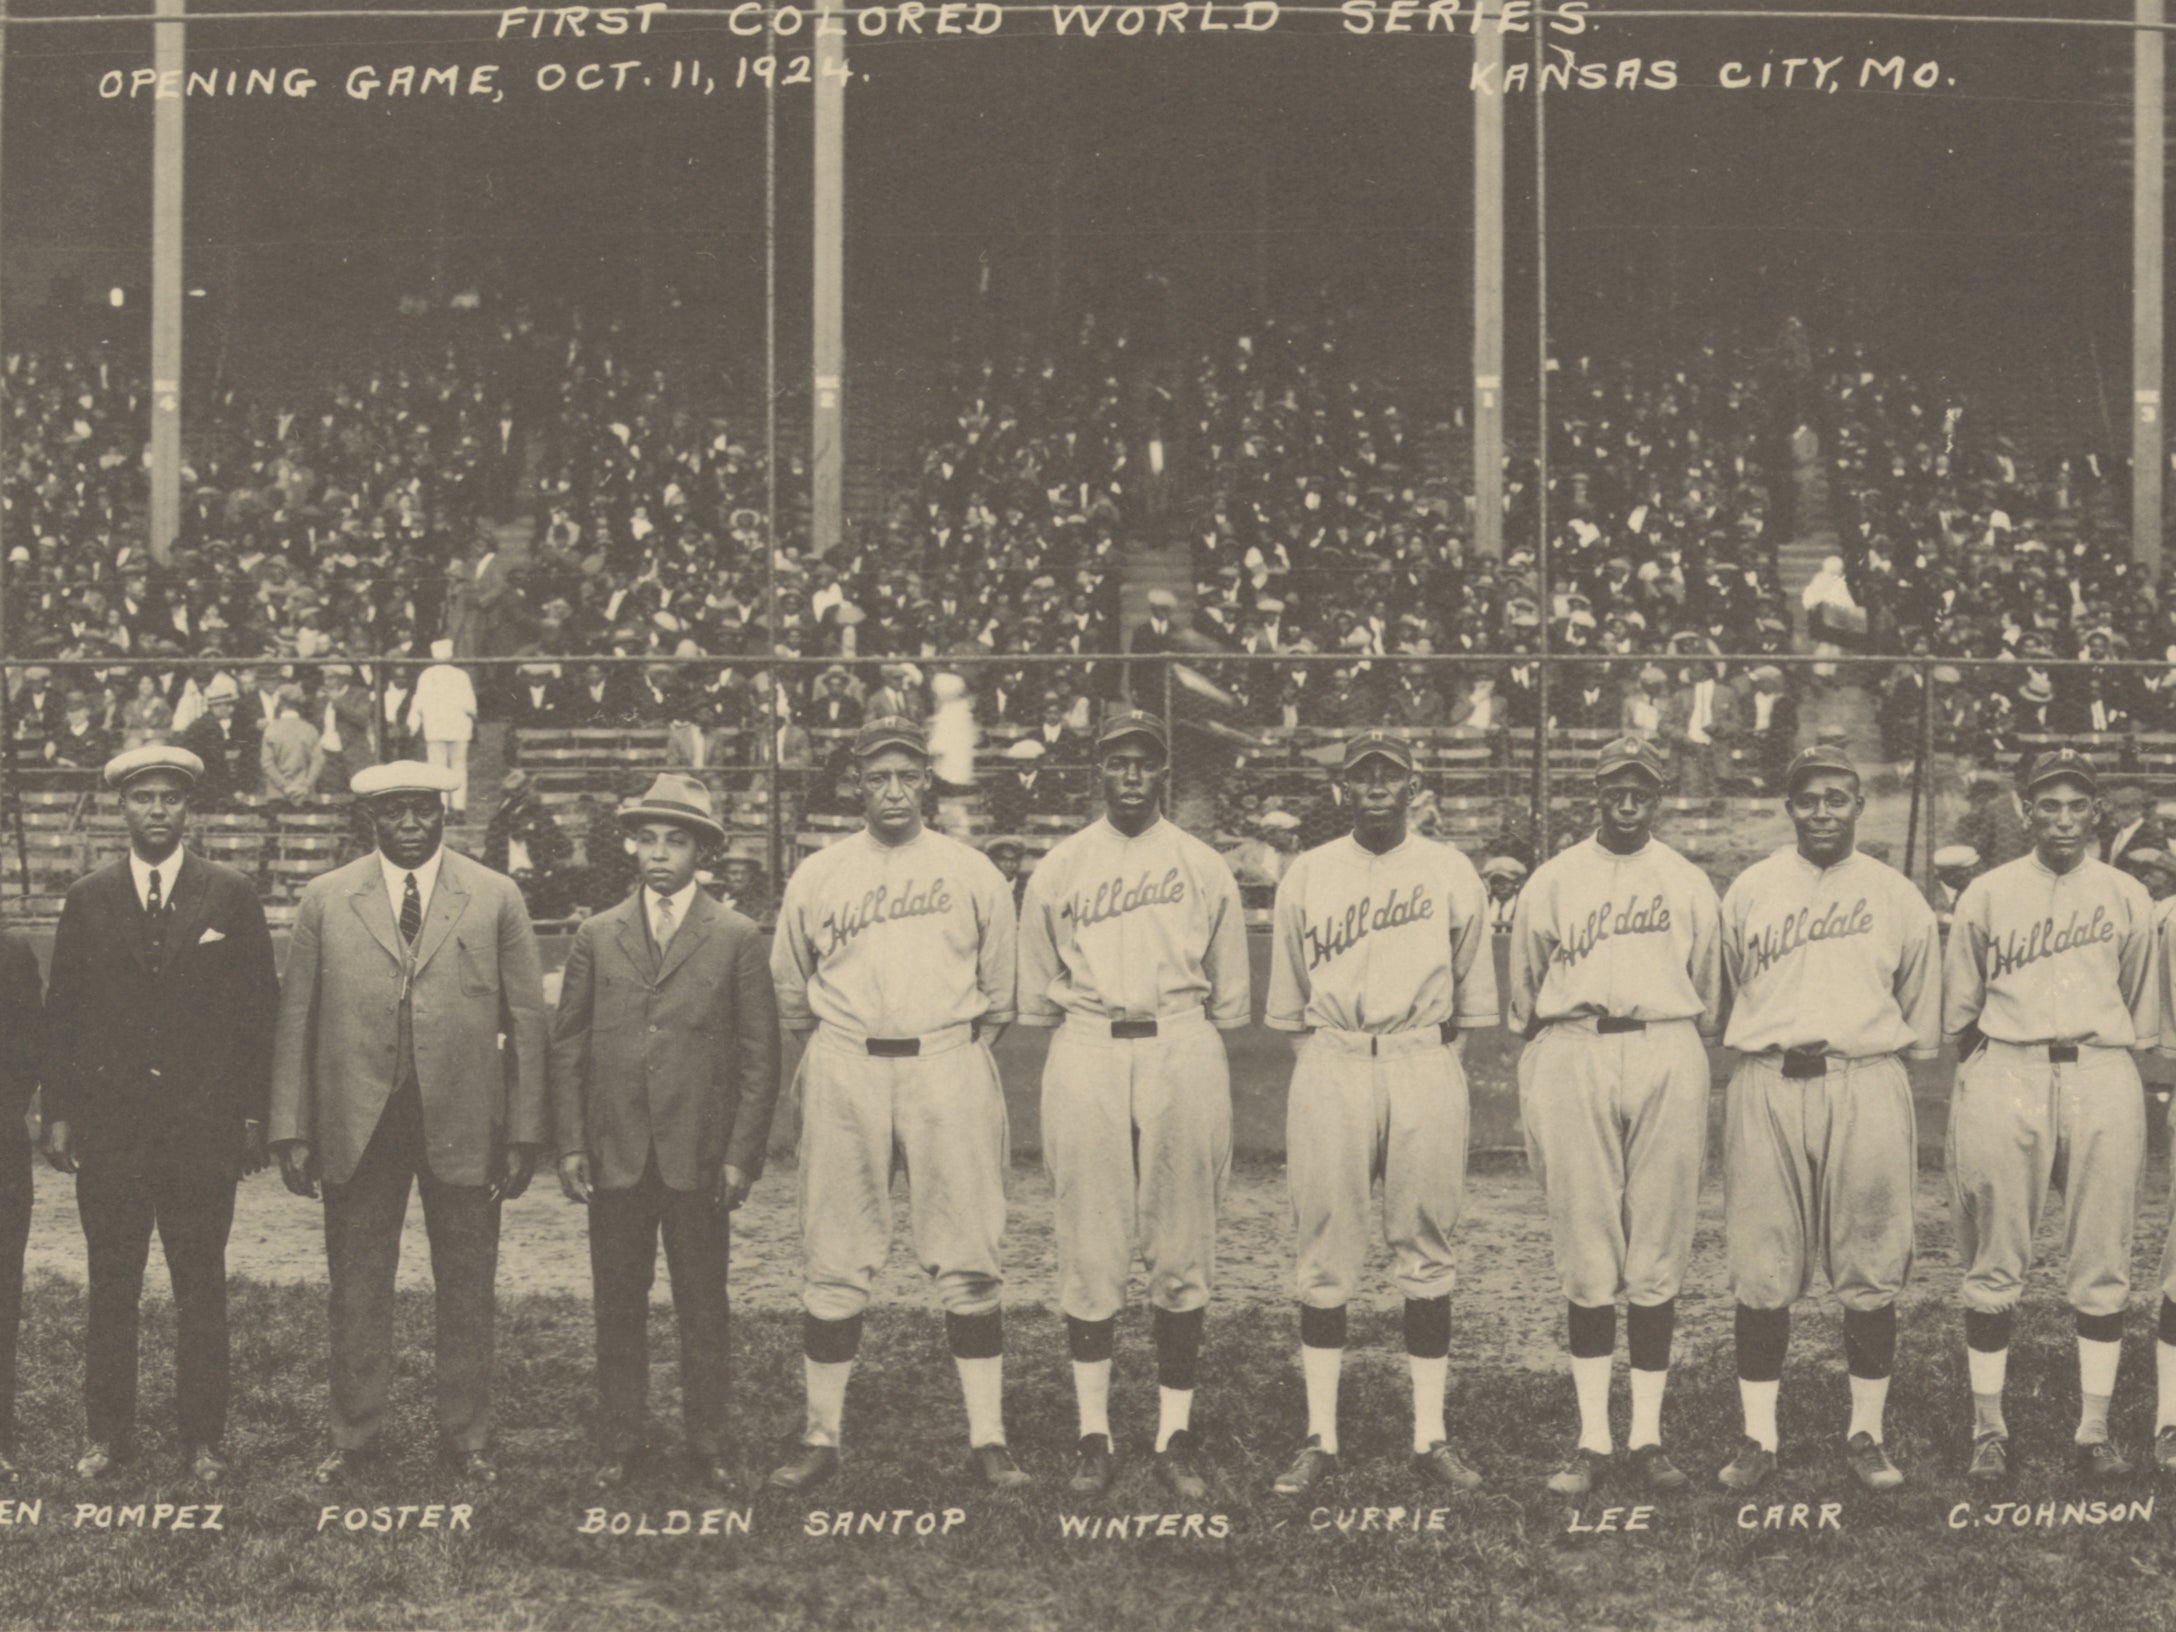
1946;1040;2144;1319
2164;1094;2176;1307
1724;1054;1915;1313
797;1023;1007;1322
1041;1009;1231;1323
1519;1018;1710;1308
1287;1026;1469;1309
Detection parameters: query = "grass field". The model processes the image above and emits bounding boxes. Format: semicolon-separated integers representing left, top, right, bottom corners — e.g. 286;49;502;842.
1;1270;2173;1632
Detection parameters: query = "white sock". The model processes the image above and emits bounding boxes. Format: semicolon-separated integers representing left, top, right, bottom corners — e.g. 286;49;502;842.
2156;1341;2176;1431
956;1355;1005;1447
2077;1337;2121;1443
1967;1345;2008;1399
1156;1387;1193;1452
1847;1375;1890;1443
804;1358;853;1448
1409;1354;1449;1454
1628;1367;1667;1450
1571;1353;1613;1455
1301;1345;1343;1454
1074;1361;1112;1442
1738;1378;1779;1453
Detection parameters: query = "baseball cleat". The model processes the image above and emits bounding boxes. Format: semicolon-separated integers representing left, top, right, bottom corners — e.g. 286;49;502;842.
1271;1436;1340;1496
1544;1446;1608;1498
1715;1437;1776;1493
2073;1439;2131;1480
1629;1443;1691;1493
971;1443;1031;1490
1412;1440;1484;1492
1844;1432;1904;1492
1966;1432;2010;1485
768;1443;840;1492
1068;1433;1114;1496
2153;1426;2176;1477
1153;1430;1209;1501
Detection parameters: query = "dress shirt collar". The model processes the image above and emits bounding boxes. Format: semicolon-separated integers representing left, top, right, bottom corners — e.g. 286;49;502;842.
378;846;446;925
644;879;700;946
129;848;182;913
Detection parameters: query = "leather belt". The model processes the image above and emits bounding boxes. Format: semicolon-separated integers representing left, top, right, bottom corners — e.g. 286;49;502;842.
1596;1016;1646;1035
1110;1019;1159;1040
2046;1043;2079;1064
1367;1020;1459;1057
1781;1048;1827;1080
864;1037;921;1057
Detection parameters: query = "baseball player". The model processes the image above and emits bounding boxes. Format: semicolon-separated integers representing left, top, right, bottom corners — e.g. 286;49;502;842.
1016;710;1250;1500
2157;898;2176;1477
766;715;1024;1492
1264;731;1500;1495
1509;736;1721;1498
1947;747;2159;1483
1713;745;1940;1494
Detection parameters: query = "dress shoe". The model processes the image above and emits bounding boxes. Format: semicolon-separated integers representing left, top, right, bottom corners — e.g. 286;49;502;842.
76;1443;127;1481
1152;1430;1208;1501
1068;1433;1114;1496
971;1443;1030;1490
768;1443;839;1492
189;1444;231;1487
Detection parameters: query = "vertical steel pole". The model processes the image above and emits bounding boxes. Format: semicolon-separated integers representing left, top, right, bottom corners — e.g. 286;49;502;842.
2136;0;2165;573
0;0;23;897
1905;656;1936;887
765;18;784;888
150;0;185;565
810;1;846;559
1473;3;1504;561
1531;14;1551;856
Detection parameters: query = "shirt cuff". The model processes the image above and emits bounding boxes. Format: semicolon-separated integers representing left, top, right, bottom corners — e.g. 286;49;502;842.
1264;1015;1307;1033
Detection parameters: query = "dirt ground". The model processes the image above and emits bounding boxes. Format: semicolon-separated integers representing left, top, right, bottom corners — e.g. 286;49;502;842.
23;1151;2174;1372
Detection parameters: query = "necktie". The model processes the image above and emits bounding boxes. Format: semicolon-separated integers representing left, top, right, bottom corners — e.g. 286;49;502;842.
401;873;422;944
655;893;677;952
145;867;166;968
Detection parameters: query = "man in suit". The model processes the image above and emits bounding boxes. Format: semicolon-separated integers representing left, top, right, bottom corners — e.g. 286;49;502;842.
549;774;781;1489
508;661;570;733
269;760;548;1486
1661;660;1742;799
803;667;863;733
0;921;40;1485
2100;781;2168;870
42;745;279;1484
176;675;252;811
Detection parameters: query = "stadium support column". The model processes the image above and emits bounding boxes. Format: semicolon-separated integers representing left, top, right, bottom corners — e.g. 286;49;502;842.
150;0;185;567
2135;0;2165;574
811;0;846;560
1473;4;1504;561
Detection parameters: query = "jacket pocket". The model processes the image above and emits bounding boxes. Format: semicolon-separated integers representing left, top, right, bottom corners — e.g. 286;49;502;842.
456;936;493;997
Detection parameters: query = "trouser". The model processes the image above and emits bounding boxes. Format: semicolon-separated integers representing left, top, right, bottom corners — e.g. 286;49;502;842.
589;1156;732;1458
0;1141;32;1450
1288;1025;1469;1307
1947;1040;2143;1318
76;1138;237;1451
424;738;470;811
2163;1094;2176;1305
1041;1010;1231;1322
1519;1017;1710;1307
1724;1054;1915;1312
324;1081;500;1451
797;1023;1007;1321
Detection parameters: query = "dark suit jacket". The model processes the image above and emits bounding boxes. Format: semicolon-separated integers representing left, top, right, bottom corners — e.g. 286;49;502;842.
0;930;40;1149
508;679;572;732
176;715;248;809
44;853;278;1174
547;889;781;1191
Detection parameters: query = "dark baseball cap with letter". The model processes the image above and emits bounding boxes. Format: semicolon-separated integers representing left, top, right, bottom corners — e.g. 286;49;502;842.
1342;731;1416;773
1784;744;1858;792
1593;736;1667;784
854;715;928;759
1095;709;1169;756
2020;746;2098;796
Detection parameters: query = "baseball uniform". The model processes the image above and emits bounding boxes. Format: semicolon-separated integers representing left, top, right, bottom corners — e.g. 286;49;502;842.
1018;813;1250;1327
772;825;1018;1328
1509;834;1722;1311
1943;852;2157;1323
1720;845;1942;1315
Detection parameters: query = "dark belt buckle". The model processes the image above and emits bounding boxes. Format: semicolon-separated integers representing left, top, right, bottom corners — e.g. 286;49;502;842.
2048;1043;2079;1064
866;1037;920;1058
1597;1016;1645;1035
1781;1049;1827;1080
1111;1019;1159;1041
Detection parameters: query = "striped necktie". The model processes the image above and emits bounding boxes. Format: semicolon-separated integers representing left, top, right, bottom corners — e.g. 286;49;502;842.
401;873;423;945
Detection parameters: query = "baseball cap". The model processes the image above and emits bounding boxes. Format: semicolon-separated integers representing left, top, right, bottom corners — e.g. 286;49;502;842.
1095;709;1169;755
1784;744;1858;792
853;715;928;760
2020;746;2098;796
1593;736;1666;784
1342;731;1416;774
1932;844;1981;870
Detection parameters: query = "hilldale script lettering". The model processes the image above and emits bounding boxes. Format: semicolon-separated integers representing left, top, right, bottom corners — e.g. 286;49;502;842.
1065;868;1187;931
1986;905;2117;981
1552;895;1673;969
818;878;955;958
1302;884;1436;970
1740;897;1875;983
